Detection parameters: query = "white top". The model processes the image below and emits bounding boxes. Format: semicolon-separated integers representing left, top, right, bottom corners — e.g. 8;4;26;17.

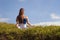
17;23;27;29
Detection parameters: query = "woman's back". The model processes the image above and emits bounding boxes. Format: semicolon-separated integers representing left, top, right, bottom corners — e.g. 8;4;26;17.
16;16;28;29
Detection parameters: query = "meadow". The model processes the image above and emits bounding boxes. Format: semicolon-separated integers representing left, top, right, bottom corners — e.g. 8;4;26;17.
0;22;60;40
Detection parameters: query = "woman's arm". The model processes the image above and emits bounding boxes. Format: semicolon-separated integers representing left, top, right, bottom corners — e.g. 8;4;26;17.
16;21;19;27
26;16;32;27
16;17;19;27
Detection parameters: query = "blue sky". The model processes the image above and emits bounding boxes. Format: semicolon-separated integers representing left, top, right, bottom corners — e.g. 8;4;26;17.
0;0;60;25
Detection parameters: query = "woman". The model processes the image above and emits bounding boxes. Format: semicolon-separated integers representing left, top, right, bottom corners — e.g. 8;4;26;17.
16;8;31;29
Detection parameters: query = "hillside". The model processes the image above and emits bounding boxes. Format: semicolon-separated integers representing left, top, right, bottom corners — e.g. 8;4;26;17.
0;22;60;40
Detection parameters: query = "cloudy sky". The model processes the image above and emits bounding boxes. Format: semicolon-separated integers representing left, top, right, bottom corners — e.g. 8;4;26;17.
0;0;60;25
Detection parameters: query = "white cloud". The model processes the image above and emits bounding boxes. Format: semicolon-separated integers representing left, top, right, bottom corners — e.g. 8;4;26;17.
0;18;10;22
32;13;60;26
32;21;60;26
50;13;60;19
0;14;10;22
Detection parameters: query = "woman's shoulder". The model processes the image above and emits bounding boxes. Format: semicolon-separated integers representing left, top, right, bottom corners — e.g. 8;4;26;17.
24;16;28;19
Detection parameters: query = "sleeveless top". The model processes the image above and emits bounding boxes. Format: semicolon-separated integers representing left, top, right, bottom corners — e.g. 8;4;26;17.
17;17;27;29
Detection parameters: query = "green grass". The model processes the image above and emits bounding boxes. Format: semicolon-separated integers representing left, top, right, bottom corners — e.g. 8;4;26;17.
0;22;60;40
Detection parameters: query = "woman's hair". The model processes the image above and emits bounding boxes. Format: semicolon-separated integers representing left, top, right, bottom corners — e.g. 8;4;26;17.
16;8;24;24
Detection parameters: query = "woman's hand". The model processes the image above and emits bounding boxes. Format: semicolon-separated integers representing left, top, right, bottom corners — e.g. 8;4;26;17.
15;24;19;28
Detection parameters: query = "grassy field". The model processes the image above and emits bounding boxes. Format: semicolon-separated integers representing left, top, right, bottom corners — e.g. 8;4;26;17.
0;22;60;40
